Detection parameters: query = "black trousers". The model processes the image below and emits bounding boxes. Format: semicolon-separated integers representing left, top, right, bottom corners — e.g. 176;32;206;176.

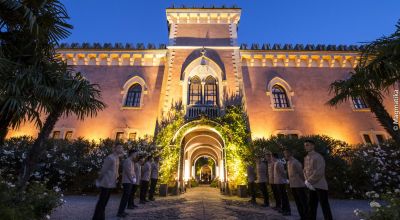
117;183;132;215
128;184;139;207
140;180;149;202
258;182;270;205
277;184;291;213
271;184;281;209
291;187;308;219
148;178;158;199
92;187;112;220
248;182;256;201
308;188;333;220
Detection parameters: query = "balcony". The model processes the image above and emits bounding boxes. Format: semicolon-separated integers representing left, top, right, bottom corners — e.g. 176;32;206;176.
186;106;221;119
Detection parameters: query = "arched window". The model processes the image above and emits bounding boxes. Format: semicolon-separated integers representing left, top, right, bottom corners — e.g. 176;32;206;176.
272;85;290;108
352;97;368;109
125;84;142;107
189;76;202;105
204;76;218;106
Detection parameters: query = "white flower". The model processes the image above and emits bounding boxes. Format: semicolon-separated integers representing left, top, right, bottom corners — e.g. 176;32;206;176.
53;186;61;192
369;201;381;208
46;215;50;220
353;208;361;216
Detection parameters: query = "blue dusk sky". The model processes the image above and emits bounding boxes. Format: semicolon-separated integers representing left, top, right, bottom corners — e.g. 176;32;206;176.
63;0;400;45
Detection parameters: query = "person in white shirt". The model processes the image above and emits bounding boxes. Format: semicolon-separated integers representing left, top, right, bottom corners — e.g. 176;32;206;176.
148;156;160;201
92;144;124;220
139;155;152;204
127;154;144;209
256;157;270;207
117;149;138;217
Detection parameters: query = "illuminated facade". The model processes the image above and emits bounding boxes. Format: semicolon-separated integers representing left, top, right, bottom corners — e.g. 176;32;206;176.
9;7;393;181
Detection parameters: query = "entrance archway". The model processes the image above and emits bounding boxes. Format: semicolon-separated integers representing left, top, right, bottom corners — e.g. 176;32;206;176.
177;126;226;187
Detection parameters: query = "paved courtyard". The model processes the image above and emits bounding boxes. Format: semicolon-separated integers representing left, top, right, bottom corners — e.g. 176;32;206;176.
51;186;369;220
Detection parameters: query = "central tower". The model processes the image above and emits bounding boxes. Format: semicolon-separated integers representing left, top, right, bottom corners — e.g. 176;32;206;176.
160;7;243;116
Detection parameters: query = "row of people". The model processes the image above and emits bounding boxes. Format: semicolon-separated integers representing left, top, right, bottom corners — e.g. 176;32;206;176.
247;140;333;220
92;144;160;220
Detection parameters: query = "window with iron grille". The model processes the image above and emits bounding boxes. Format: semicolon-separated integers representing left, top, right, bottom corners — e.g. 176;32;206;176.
363;134;372;144
125;84;142;107
272;85;290;108
204;76;217;106
189;76;202;105
116;132;124;141
376;134;385;144
65;131;73;140
52;131;61;139
128;132;137;141
352;97;368;109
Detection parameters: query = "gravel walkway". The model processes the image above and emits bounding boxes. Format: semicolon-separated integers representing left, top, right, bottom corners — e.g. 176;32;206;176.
51;186;369;220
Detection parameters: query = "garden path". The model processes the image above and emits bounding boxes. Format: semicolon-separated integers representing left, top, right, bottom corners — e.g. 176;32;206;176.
51;185;369;220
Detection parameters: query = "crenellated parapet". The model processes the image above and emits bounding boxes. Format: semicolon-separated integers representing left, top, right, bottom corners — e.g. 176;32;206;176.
241;44;360;68
166;8;241;25
57;49;167;67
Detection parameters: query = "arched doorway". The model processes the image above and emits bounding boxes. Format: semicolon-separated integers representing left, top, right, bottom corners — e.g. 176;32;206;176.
194;157;215;184
176;125;226;189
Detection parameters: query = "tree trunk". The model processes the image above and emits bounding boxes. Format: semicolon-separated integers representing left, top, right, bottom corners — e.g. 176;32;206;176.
17;108;62;190
364;92;400;146
0;114;13;146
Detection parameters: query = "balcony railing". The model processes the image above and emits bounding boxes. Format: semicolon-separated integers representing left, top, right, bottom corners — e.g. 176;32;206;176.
186;106;221;119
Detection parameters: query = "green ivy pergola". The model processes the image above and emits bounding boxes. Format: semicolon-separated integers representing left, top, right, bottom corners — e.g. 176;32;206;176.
156;104;251;192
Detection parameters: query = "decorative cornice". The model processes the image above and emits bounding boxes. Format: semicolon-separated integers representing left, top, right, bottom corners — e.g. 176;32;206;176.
241;43;363;51
166;8;241;25
241;50;359;68
57;50;167;66
167;5;241;9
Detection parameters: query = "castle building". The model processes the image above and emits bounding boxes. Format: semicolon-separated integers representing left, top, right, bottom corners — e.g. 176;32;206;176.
9;7;393;182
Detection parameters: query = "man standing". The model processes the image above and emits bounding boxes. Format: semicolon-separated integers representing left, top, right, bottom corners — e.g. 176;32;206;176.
266;151;281;211
246;161;256;204
284;149;308;220
256;156;270;207
140;155;152;204
303;140;333;220
128;154;144;209
117;149;137;217
148;156;160;201
273;153;291;216
92;144;124;220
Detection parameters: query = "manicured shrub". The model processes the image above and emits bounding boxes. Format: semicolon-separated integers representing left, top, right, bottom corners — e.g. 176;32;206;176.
0;177;62;220
252;135;400;199
0;136;155;194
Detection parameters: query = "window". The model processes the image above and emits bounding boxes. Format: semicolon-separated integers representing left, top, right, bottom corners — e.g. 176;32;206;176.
65;131;73;140
277;133;285;138
52;131;61;139
189;76;202;105
116;132;124;141
204;76;217;106
363;134;372;144
125;84;142;107
277;133;299;139
352;97;368;109
272;85;290;108
376;134;385;144
128;132;137;141
288;133;299;139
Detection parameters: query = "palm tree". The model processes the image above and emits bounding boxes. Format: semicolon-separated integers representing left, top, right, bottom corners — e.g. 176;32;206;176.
328;68;400;145
18;68;106;189
0;0;72;145
328;21;400;145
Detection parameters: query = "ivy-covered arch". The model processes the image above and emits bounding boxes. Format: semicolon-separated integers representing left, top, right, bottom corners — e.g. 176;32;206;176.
156;103;251;192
